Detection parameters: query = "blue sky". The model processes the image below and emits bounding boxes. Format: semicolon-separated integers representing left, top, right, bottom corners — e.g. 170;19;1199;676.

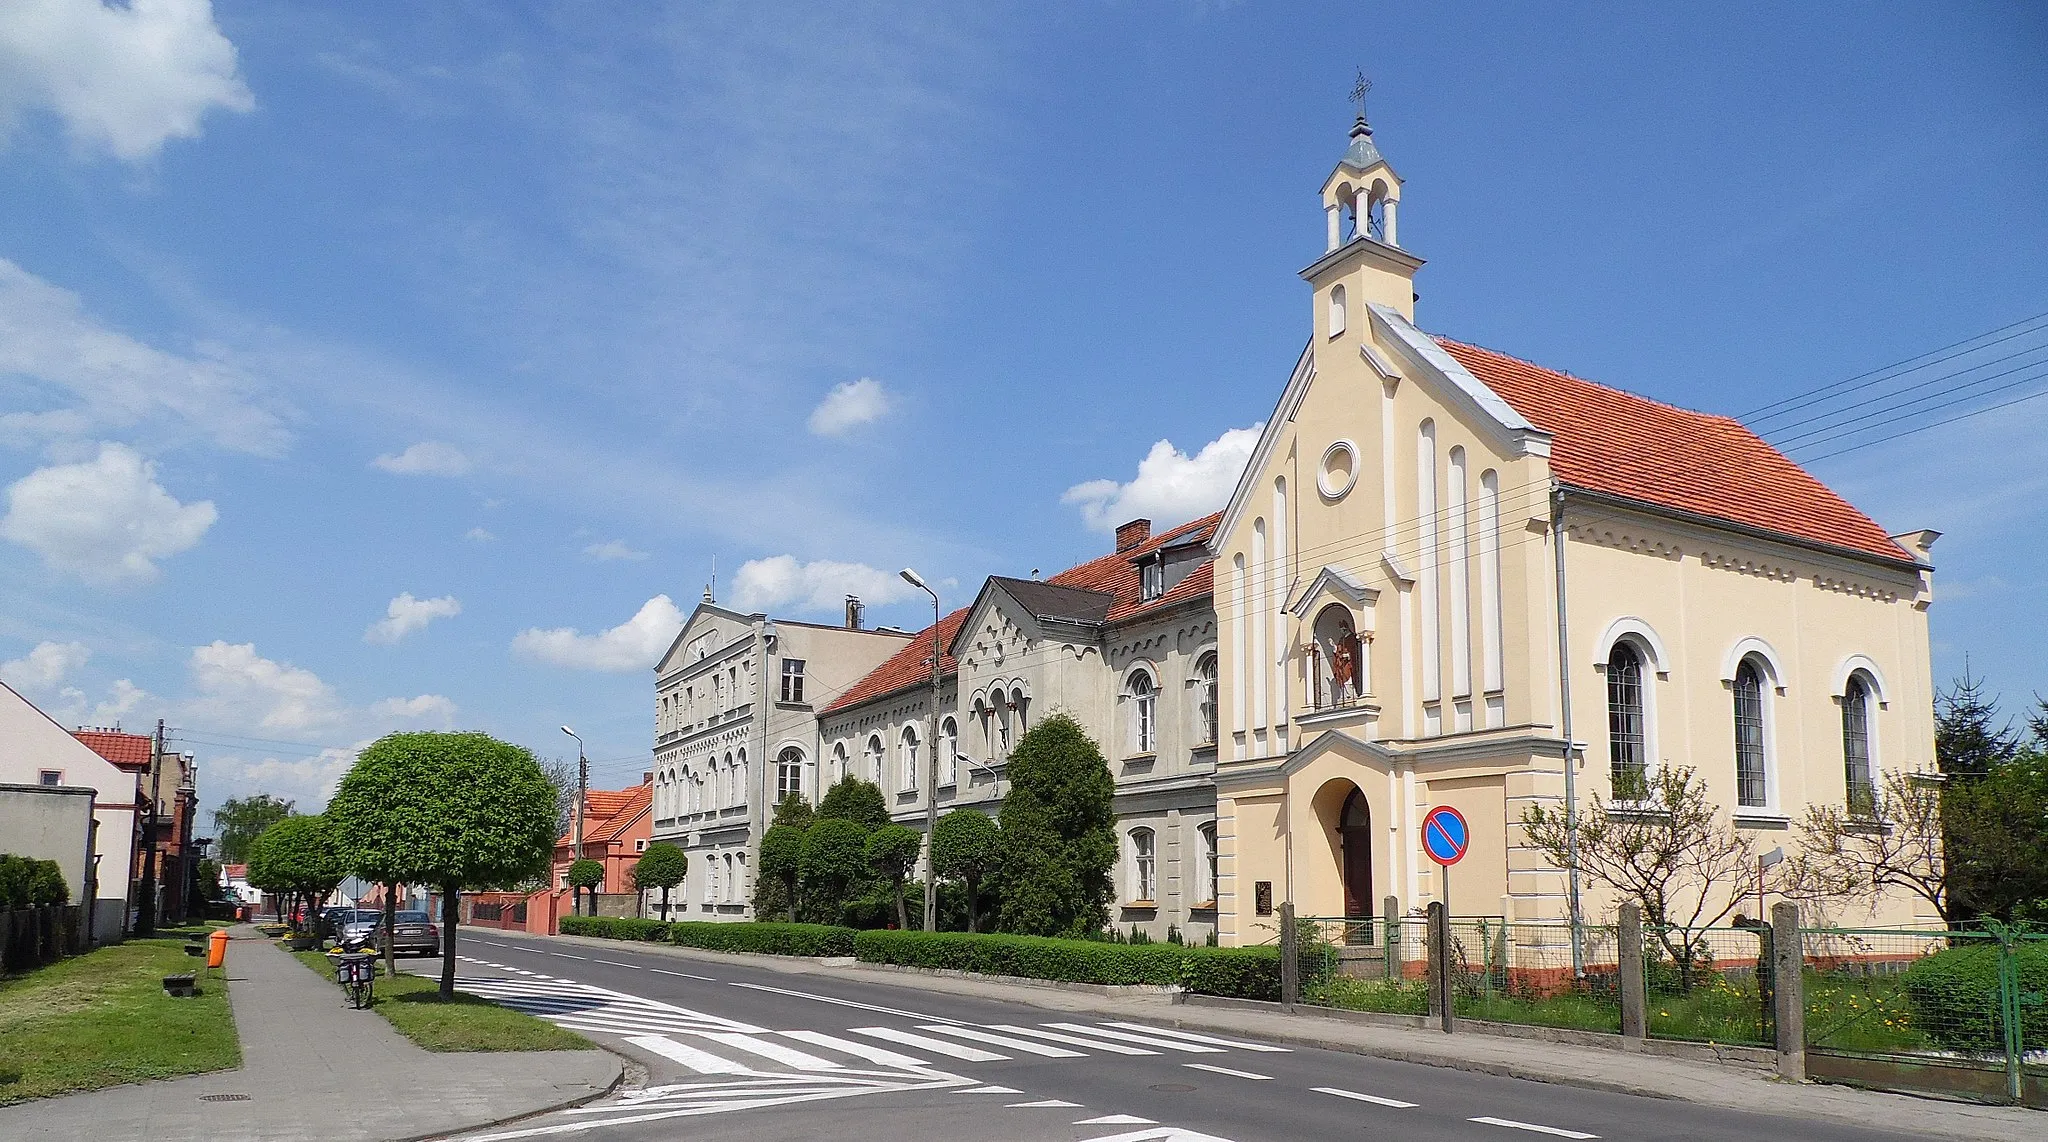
1;2;2043;819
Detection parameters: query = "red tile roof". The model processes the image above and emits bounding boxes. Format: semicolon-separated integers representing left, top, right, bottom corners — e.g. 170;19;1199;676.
556;782;651;849
1437;338;1915;564
72;729;153;770
819;514;1222;716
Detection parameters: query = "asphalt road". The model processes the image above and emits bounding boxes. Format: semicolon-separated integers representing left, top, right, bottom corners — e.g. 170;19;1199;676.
426;929;1925;1142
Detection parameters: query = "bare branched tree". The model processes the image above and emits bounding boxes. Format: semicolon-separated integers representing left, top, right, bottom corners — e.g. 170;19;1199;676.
1521;765;1758;986
1788;769;1947;922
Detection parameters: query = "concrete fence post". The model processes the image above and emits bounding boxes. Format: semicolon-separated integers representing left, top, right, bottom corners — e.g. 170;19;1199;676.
1279;902;1299;1009
1618;902;1646;1044
1382;895;1402;981
1770;901;1805;1081
1427;900;1454;1033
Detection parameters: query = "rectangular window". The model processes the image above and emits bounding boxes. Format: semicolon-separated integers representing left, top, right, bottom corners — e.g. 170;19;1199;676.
781;659;806;703
1132;832;1156;902
38;769;62;786
1142;559;1164;601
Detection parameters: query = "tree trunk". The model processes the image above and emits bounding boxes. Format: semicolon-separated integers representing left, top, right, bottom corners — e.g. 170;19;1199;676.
785;876;797;923
438;884;459;999
966;876;978;934
659;886;669;920
382;884;398;979
894;882;907;931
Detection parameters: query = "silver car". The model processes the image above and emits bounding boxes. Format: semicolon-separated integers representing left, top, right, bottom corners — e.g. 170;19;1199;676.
383;910;441;956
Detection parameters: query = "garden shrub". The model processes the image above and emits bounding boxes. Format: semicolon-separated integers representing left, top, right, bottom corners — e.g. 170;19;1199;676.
857;930;1185;985
1902;942;2048;1053
0;855;69;909
667;921;856;957
559;915;669;941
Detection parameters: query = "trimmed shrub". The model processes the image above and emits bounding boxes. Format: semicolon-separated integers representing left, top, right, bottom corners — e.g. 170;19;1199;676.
1902;942;2048;1053
559;915;669;941
1178;946;1287;1000
855;930;1186;986
667;921;857;958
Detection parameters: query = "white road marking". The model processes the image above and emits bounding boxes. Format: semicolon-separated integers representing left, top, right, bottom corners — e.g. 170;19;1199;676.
1182;1062;1270;1080
1313;1086;1417;1108
959;1084;1022;1094
986;1023;1158;1055
694;1032;843;1071
848;1025;1007;1062
1075;1114;1156;1125
624;1034;750;1074
592;959;639;968
1102;1022;1291;1052
1468;1117;1598;1139
1008;1099;1084;1107
919;1024;1084;1057
547;952;588;960
646;967;717;980
726;980;960;1023
777;1029;932;1069
1043;1022;1223;1052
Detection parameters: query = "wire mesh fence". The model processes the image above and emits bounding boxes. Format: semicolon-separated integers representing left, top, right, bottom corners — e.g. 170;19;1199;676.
1296;914;1428;1015
1642;923;1776;1046
1447;918;1622;1033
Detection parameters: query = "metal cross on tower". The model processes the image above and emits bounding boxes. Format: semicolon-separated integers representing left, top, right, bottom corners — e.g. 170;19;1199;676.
1350;70;1372;120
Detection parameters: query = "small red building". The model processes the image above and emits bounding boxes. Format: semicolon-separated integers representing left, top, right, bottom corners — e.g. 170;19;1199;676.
550;777;652;899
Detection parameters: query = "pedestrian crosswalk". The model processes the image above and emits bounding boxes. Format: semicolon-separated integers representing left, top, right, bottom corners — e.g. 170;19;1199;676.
446;956;767;1039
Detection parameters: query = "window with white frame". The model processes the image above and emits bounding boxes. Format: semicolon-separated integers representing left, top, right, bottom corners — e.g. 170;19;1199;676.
1129;828;1156;903
1607;641;1648;795
781;659;805;703
899;725;920;792
736;748;748;807
777;747;804;803
1194;651;1218;744
1010;688;1028;737
38;769;62;786
1197;822;1218;905
939;717;958;787
1842;674;1875;815
831;742;849;783
704;856;717;905
995;696;1012;754
1733;658;1769;808
1126;669;1156;755
864;735;884;785
1142;557;1164;601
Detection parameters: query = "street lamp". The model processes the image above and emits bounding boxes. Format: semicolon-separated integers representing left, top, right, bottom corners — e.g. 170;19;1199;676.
899;567;940;933
561;725;587;915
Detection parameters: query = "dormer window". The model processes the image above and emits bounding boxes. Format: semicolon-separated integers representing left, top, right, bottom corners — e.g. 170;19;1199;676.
1141;557;1165;602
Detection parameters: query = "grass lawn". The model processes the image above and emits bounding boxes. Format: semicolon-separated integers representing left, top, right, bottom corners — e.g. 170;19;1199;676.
0;934;239;1105
290;950;588;1052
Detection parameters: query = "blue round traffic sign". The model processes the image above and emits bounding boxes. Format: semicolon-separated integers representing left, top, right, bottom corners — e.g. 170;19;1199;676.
1422;805;1470;867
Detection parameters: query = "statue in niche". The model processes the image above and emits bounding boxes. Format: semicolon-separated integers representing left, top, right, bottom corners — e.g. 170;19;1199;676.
1329;622;1358;700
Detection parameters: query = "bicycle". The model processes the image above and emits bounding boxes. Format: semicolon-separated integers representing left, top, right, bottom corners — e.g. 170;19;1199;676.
336;951;376;1009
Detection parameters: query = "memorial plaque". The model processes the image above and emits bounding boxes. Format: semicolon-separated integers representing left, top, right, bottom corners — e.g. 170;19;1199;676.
1255;880;1274;916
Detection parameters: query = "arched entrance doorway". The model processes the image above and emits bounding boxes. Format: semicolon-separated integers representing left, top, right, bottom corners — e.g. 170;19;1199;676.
1339;788;1372;920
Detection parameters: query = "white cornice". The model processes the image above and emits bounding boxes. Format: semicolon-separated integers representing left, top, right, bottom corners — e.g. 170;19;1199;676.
1210;340;1315;558
1369;304;1552;459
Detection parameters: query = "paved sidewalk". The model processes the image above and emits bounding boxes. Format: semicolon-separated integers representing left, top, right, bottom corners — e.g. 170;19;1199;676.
0;926;619;1142
531;928;2038;1142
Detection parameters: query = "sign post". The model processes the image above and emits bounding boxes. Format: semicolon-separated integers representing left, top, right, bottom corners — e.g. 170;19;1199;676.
1421;805;1470;918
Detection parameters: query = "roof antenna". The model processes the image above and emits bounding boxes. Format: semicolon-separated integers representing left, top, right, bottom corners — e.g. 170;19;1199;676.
704;556;716;604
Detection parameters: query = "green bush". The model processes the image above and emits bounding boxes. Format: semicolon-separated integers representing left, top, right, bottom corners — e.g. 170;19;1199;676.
667;921;856;957
559;916;669;941
1902;942;2048;1053
0;856;70;909
855;930;1186;986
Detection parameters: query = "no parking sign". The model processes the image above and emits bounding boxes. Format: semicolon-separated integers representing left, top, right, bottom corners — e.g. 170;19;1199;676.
1421;805;1469;915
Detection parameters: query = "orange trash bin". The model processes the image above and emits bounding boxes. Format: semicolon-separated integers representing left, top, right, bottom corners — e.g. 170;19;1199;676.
207;927;229;969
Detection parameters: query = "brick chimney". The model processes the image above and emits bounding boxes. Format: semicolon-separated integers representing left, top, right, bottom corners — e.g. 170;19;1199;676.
844;595;865;630
1115;518;1152;553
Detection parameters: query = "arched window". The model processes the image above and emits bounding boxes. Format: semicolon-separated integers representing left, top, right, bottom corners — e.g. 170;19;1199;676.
863;735;884;785
1197;822;1218;906
777;747;804;803
1733;659;1769;808
1129;828;1156;903
994;694;1013;755
1011;687;1029;737
1843;675;1874;815
830;742;848;784
973;698;991;759
1126;669;1157;755
939;717;958;787
721;751;735;807
736;748;748;807
1607;642;1648;795
1328;283;1347;337
899;725;920;792
704;854;718;905
1194;651;1219;745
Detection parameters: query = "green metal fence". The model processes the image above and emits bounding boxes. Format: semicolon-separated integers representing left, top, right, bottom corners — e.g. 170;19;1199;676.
1641;923;1776;1046
1445;918;1622;1034
1801;924;2046;1108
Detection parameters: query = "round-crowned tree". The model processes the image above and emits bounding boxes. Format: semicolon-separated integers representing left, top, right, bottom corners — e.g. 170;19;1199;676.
993;713;1116;937
566;858;605;916
866;824;923;930
931;809;1000;932
800;817;870;924
328;732;557;998
758;824;804;922
632;843;688;919
816;777;888;831
249;815;343;933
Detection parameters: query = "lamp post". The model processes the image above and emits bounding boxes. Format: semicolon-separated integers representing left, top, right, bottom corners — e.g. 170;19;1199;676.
900;567;941;933
561;726;587;915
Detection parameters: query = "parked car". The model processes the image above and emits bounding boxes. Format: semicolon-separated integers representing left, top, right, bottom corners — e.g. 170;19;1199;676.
336;909;383;947
382;910;441;956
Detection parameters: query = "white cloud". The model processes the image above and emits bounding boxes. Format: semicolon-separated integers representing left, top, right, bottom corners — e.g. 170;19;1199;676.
187;641;343;733
511;594;684;672
202;745;361;815
363;592;461;645
369;693;456;720
463;526;495;542
0;639;89;690
0;442;218;584
582;539;647;562
371;440;472;476
0;0;254;162
807;377;891;436
1061;425;1263;533
729;555;914;615
0;259;290;455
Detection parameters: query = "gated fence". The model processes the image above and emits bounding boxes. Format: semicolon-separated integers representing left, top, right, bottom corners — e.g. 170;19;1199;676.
1268;902;2045;1108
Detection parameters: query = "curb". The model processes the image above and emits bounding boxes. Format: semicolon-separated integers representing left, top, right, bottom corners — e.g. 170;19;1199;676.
401;1048;626;1142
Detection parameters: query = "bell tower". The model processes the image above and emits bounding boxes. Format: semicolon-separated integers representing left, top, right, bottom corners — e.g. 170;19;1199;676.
1304;74;1423;327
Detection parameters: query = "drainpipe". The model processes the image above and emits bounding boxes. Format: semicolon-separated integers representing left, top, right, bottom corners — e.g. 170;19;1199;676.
1551;485;1587;976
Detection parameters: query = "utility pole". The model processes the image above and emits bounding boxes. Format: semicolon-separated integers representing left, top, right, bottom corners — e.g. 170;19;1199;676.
139;719;165;937
899;568;941;933
562;726;587;916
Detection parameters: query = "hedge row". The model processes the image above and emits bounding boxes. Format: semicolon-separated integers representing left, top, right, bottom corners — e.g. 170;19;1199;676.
667;921;857;958
1902;942;2048;1052
0;855;68;910
559;916;668;941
